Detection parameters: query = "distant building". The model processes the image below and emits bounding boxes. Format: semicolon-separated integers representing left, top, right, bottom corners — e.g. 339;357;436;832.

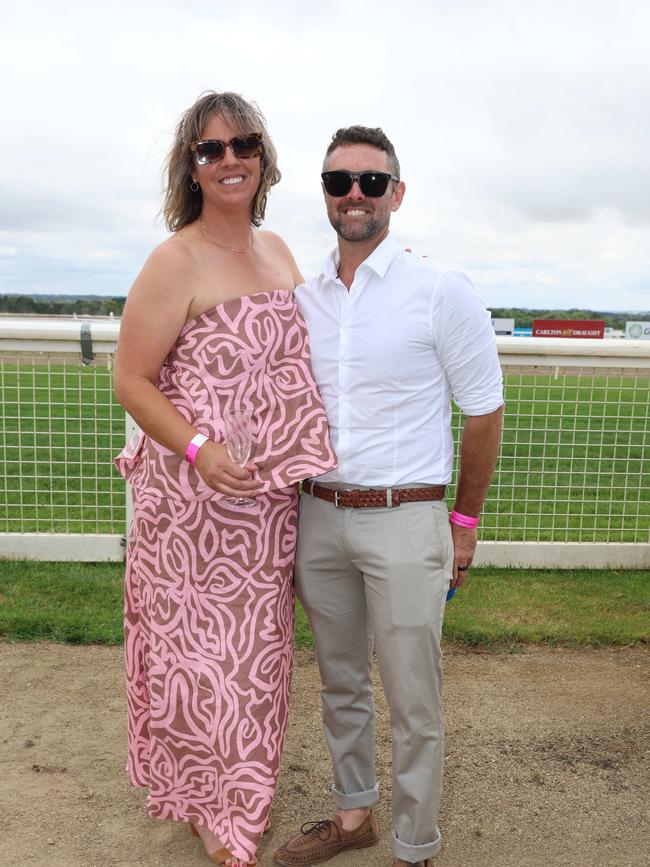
491;318;515;335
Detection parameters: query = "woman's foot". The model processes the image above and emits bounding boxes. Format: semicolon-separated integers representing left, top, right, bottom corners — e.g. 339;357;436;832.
190;822;257;866
191;818;270;835
191;822;229;863
223;857;257;867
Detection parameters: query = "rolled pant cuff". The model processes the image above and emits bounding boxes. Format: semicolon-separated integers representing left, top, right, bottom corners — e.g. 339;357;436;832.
331;782;379;810
390;828;443;862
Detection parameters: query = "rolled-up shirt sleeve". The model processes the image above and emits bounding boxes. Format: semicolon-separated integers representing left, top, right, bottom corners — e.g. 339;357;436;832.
431;270;504;416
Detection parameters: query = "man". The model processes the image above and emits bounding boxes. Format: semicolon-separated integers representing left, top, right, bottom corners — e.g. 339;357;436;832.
273;127;504;867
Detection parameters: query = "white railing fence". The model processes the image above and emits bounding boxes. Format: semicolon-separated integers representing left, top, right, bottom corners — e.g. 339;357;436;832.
1;318;649;567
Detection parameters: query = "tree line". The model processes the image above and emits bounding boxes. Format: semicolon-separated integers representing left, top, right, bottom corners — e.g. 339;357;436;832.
488;307;648;330
0;295;125;316
1;295;648;329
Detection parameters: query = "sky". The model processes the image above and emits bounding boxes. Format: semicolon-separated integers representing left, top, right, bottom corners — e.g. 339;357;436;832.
1;0;649;310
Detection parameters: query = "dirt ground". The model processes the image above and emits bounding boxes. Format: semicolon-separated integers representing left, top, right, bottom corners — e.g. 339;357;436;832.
0;642;648;867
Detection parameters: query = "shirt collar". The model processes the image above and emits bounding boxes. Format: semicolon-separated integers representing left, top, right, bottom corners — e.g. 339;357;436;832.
321;233;401;281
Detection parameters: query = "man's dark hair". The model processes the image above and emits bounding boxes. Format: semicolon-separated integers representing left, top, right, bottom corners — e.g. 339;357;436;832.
323;125;400;179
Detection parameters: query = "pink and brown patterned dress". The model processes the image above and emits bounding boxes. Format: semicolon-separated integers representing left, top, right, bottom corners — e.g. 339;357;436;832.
114;289;336;863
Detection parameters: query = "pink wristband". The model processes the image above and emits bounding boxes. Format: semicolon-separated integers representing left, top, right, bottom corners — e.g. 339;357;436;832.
450;510;480;529
185;433;209;465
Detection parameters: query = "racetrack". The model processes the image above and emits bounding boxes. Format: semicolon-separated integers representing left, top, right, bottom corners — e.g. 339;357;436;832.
1;642;648;866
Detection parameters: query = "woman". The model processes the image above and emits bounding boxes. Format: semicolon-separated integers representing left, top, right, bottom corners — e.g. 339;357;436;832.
114;91;336;866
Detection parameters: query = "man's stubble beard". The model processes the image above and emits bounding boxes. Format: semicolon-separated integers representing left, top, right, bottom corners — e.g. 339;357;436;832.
329;214;389;243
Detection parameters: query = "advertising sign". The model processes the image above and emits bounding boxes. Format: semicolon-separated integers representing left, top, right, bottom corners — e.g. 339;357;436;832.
491;318;515;335
532;319;605;339
625;321;650;340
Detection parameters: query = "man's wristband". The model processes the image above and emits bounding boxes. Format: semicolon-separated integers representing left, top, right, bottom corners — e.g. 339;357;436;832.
450;510;480;529
185;433;209;466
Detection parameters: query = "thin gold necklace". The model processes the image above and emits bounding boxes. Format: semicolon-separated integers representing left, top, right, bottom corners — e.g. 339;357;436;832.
199;217;254;254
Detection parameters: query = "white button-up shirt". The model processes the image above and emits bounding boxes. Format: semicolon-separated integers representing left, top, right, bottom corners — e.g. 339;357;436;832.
295;234;503;486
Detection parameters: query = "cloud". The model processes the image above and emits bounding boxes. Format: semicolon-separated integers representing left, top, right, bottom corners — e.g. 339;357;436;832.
0;0;649;309
455;70;650;224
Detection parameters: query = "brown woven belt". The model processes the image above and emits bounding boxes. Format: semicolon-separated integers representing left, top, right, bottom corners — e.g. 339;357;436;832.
302;480;446;509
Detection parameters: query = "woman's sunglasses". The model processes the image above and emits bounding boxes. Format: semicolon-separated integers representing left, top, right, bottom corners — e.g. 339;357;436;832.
321;170;399;198
191;133;263;165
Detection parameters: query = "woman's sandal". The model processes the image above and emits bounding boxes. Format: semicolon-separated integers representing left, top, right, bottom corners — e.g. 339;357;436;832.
209;848;257;866
189;822;267;866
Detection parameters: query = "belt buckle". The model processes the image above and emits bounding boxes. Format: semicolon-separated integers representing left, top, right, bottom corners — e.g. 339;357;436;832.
334;488;351;508
386;487;397;508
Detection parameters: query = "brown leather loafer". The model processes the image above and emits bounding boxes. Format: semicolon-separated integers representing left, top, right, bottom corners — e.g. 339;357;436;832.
273;811;379;865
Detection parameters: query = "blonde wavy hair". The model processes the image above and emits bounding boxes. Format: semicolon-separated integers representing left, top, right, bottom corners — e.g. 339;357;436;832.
162;91;280;231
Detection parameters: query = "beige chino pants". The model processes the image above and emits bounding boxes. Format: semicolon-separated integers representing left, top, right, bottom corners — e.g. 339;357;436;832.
294;486;453;863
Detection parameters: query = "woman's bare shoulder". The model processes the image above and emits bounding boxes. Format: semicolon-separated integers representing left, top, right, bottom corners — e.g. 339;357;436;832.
256;229;303;284
144;227;198;275
256;228;291;253
125;227;201;318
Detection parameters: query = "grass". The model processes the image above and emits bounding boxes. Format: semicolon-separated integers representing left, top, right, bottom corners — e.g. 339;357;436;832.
1;364;649;542
1;561;648;649
442;568;650;649
0;561;124;643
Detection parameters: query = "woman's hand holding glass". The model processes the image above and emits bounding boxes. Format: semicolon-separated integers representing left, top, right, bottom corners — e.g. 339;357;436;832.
194;440;258;500
223;408;257;506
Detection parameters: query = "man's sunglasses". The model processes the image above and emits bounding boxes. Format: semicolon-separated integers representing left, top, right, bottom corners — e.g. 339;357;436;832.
191;133;263;165
321;170;399;198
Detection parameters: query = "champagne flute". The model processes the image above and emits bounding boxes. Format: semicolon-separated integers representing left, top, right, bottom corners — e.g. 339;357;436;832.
224;407;255;507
